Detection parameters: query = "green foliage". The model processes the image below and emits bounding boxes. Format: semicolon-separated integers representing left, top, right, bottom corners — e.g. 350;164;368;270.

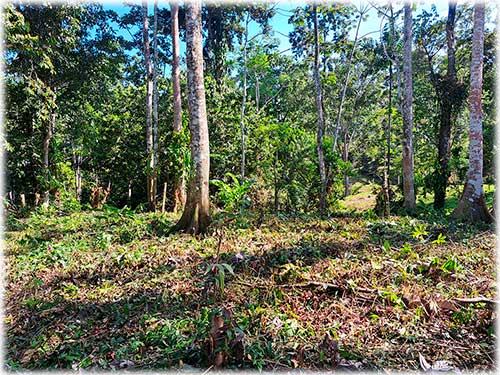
412;223;429;240
211;173;253;212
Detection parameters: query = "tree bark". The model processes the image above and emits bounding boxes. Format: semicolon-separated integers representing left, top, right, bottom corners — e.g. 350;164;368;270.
433;3;458;210
343;131;350;198
170;1;186;212
451;3;492;223
402;1;415;210
143;0;156;211
313;5;327;214
333;5;364;152
43;109;55;206
152;0;159;202
240;13;250;183
173;0;211;234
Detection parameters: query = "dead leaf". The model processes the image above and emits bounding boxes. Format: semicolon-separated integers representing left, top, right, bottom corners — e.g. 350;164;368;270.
419;353;431;371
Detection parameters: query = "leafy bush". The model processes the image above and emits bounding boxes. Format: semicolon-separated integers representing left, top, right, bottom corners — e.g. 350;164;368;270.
211;172;253;212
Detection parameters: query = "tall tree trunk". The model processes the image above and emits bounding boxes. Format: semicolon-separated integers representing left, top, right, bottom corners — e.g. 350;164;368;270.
402;1;415;210
451;4;492;223
240;13;250;183
433;3;457;210
255;74;260;112
143;0;156;211
170;1;186;212
71;142;82;201
173;0;211;234
152;0;159;204
333;6;364;152
313;5;327;214
343;131;350;198
43;108;55;206
383;59;393;217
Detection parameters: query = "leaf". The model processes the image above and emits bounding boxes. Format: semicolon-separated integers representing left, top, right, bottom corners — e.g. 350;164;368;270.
383;240;390;251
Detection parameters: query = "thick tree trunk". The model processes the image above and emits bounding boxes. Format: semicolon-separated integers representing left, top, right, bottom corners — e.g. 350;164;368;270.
170;2;186;212
143;0;156;211
173;0;211;234
452;4;492;223
433;3;457;210
313;5;327;214
402;2;415;210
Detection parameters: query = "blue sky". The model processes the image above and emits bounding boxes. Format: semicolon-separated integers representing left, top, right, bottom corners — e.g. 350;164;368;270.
103;1;495;72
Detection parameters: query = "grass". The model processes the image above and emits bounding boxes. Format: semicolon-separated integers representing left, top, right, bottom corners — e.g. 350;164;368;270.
4;202;496;371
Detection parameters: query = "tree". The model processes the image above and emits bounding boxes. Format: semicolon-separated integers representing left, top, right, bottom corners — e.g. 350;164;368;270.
152;0;159;207
170;1;186;212
173;0;210;234
142;0;156;211
402;1;415;210
416;3;466;209
332;3;371;151
312;4;327;214
451;3;492;223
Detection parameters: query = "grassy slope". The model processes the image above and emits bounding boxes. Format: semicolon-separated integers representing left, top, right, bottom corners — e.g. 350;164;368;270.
5;203;496;371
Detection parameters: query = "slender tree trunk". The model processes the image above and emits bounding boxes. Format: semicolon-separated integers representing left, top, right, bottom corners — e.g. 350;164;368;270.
173;0;211;234
313;5;327;214
240;14;250;183
255;74;260;112
274;148;279;213
343;131;350;198
143;0;156;211
434;3;457;210
402;1;415;210
152;0;159;204
452;3;492;223
382;59;393;217
71;143;82;201
333;7;363;152
43;109;55;206
170;1;186;212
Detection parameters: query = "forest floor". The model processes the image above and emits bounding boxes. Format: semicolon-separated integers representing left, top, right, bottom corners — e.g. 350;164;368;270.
4;192;497;371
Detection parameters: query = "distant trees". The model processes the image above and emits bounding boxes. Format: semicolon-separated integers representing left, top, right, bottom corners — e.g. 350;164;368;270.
452;3;492;223
173;0;211;234
4;2;495;227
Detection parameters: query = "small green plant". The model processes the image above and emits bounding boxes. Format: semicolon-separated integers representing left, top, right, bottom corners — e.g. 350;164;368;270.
441;257;459;273
211;172;253;212
379;291;406;309
383;240;391;252
432;233;447;245
205;262;234;299
398;243;413;259
412;223;428;240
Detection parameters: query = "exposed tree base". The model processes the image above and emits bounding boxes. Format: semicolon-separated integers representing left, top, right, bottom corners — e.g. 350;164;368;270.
170;199;211;235
451;191;493;224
